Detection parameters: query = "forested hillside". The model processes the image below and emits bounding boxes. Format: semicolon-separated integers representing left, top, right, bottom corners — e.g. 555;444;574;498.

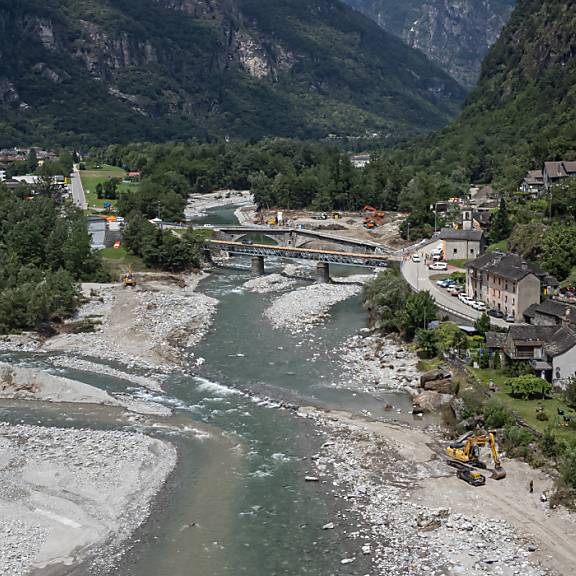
0;0;464;147
342;0;515;88
382;0;576;190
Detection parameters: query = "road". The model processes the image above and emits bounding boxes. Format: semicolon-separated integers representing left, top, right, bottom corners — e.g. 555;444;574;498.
71;167;87;210
401;240;509;328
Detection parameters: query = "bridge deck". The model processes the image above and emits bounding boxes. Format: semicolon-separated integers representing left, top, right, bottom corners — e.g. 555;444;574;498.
209;240;395;267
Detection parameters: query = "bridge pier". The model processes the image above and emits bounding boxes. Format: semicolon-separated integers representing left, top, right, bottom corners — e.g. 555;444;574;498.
251;255;265;275
316;262;330;283
203;247;213;263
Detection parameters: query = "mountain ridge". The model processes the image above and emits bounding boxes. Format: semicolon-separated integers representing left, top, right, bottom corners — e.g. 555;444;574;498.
0;0;465;147
342;0;516;88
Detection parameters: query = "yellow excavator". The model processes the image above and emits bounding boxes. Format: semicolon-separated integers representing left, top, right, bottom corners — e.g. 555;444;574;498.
121;267;136;287
446;431;506;484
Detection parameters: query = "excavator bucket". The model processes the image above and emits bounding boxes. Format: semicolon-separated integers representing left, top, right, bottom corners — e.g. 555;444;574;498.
490;466;506;480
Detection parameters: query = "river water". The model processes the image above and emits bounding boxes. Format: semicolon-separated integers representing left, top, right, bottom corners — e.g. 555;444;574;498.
1;205;425;576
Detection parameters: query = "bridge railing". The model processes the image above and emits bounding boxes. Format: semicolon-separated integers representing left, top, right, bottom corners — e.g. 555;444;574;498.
208;240;392;268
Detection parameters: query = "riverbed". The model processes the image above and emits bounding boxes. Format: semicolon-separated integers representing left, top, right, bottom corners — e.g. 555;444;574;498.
1;205;568;576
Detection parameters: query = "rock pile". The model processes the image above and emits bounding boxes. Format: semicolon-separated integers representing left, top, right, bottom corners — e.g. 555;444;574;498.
413;367;455;414
334;332;420;393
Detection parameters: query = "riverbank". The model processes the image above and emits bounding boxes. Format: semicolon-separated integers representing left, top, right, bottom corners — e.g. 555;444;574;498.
0;422;176;576
185;190;253;219
42;273;217;371
300;406;576;576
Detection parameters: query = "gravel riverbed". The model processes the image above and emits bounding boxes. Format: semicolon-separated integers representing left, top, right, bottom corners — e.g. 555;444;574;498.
265;282;364;333
0;423;176;576
300;408;549;576
43;274;217;370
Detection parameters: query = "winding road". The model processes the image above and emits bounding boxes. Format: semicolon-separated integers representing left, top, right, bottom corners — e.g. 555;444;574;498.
401;240;509;328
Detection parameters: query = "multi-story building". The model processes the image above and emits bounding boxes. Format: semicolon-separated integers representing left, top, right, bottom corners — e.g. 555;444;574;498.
466;252;557;319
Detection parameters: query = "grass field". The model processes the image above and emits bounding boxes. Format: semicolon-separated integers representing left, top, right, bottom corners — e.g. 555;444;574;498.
487;239;509;252
80;165;138;211
472;367;576;441
100;246;147;277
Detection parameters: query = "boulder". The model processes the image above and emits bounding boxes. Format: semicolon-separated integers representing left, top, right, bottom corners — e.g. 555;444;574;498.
412;391;453;413
450;397;466;421
420;368;451;387
423;378;453;394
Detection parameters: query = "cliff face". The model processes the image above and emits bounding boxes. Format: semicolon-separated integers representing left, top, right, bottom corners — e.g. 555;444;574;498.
0;0;465;147
389;0;576;187
342;0;516;88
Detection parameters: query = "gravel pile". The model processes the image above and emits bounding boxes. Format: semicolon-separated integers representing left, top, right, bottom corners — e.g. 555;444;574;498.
334;332;421;393
0;334;40;353
0;422;176;575
244;274;297;294
265;283;362;333
301;411;547;576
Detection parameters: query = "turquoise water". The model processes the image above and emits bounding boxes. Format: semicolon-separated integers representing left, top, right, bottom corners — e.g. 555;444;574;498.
2;205;424;576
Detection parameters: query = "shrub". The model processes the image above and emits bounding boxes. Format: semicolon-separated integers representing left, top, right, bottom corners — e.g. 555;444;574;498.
503;425;533;452
492;351;501;369
505;375;552;400
540;427;559;458
484;401;514;429
560;447;576;489
504;360;534;377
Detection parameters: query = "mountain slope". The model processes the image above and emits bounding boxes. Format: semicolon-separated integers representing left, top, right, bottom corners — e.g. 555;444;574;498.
385;0;576;188
342;0;515;88
0;0;465;147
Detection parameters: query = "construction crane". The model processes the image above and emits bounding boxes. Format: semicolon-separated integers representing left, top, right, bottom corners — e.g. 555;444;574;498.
446;431;506;483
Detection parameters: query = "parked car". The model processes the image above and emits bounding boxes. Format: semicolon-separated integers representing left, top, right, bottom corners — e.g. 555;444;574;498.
505;314;515;323
458;294;473;305
411;254;421;263
488;309;504;318
447;287;460;296
473;302;487;312
428;262;448;271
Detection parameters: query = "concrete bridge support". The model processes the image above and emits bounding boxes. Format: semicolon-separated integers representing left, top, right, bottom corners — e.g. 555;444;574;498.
251;255;265;275
316;262;330;283
203;248;214;264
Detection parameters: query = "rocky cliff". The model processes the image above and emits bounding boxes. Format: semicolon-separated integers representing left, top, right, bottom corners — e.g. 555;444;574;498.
0;0;465;147
385;0;576;188
342;0;516;88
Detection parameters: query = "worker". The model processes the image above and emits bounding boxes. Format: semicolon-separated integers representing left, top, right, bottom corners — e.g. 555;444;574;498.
529;480;534;493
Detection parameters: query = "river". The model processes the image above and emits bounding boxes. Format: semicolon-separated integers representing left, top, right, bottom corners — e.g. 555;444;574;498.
1;205;425;576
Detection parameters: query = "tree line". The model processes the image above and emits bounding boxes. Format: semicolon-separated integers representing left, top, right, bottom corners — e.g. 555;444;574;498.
0;185;107;334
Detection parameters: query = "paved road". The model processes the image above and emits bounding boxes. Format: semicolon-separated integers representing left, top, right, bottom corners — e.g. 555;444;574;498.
71;167;87;210
401;240;509;328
